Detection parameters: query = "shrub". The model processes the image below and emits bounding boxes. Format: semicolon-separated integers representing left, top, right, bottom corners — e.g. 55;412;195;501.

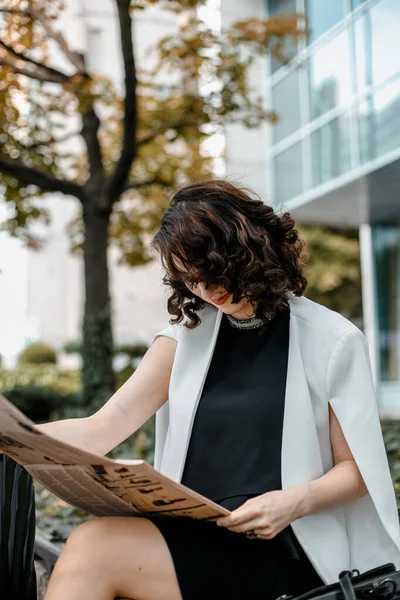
63;340;82;354
115;343;149;360
115;365;135;389
0;366;81;422
382;420;400;510
5;386;81;422
63;340;149;360
108;415;155;463
18;343;57;366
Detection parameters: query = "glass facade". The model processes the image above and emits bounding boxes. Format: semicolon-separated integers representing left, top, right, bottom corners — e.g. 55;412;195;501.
266;0;400;411
271;69;302;142
305;0;346;43
268;0;400;201
308;30;352;119
273;142;303;203
354;0;400;91
268;0;298;73
358;77;400;162
311;115;352;185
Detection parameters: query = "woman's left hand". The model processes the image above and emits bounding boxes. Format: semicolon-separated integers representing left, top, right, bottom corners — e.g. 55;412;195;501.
216;486;308;539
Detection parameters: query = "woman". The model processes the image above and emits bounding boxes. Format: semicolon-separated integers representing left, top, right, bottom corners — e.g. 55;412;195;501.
42;180;400;600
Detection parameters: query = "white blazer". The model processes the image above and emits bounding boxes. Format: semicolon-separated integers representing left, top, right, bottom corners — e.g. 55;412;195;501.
152;295;400;584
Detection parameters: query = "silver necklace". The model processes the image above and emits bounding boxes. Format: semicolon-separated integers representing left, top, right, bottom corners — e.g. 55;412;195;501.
226;311;276;330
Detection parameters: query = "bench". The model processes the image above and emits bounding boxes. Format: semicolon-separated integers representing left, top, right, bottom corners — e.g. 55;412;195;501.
0;454;37;599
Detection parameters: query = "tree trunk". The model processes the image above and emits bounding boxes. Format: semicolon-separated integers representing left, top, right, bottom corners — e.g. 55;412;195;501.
82;198;115;409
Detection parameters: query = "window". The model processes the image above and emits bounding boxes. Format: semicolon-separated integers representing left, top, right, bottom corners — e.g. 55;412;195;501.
354;0;400;93
311;115;352;186
271;69;302;143
273;142;303;203
308;30;352;120
351;0;365;8
305;0;346;43
358;77;400;163
268;0;298;73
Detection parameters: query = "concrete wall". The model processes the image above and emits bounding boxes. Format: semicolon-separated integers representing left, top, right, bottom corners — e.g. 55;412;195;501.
220;0;272;202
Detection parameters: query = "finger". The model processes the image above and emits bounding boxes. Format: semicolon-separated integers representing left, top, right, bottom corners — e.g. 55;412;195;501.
217;506;259;528
254;530;276;540
225;518;265;534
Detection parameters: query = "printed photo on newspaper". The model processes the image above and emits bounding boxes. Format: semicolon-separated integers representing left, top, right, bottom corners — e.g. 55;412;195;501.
0;394;229;521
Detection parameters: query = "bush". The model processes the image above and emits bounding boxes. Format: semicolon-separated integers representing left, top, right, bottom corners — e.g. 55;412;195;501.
115;343;149;359
115;365;135;389
0;366;81;422
63;340;149;360
108;415;155;463
18;343;57;366
5;386;81;422
382;420;400;510
63;340;82;354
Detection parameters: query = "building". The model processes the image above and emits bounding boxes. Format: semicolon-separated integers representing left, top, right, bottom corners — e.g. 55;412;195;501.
221;0;400;416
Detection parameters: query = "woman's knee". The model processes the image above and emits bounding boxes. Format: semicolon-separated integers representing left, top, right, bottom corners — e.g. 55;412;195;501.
65;518;108;551
55;518;115;573
60;517;152;563
51;517;182;599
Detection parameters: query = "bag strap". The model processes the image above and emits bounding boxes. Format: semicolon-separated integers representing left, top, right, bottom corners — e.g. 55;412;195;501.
339;571;357;600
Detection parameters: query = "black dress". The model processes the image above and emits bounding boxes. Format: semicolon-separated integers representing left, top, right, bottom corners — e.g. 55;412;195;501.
149;309;324;599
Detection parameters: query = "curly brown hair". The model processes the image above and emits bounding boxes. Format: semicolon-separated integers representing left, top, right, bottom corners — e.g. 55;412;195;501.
151;180;307;328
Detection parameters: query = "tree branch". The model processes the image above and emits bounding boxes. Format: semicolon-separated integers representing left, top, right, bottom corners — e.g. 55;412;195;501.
137;132;158;148
0;8;26;15
0;153;83;199
137;118;199;149
81;107;104;178
0;5;87;74
0;39;72;82
23;130;81;150
122;177;169;192
0;58;67;83
107;0;137;202
30;6;87;74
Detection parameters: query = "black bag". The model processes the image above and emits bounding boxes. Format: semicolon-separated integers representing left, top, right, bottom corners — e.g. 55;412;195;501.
277;563;400;600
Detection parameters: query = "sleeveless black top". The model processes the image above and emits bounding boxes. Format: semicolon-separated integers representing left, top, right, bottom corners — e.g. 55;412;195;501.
182;309;289;506
181;308;307;561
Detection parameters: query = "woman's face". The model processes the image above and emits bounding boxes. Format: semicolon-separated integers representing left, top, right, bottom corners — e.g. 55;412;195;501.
186;279;256;320
172;256;256;319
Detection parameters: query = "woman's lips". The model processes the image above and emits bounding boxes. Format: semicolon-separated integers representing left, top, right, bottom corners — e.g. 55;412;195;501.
211;293;229;306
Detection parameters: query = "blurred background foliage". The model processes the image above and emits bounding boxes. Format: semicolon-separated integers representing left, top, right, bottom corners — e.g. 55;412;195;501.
0;0;307;408
18;342;58;366
0;339;152;458
300;225;362;322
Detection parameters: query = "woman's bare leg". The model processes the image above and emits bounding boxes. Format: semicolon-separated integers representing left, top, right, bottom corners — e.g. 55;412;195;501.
44;517;183;600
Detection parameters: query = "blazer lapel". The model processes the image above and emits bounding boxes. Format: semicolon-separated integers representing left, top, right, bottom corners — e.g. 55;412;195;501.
282;300;324;489
161;306;223;481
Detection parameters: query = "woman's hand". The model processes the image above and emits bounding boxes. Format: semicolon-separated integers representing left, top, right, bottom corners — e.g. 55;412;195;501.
216;486;308;539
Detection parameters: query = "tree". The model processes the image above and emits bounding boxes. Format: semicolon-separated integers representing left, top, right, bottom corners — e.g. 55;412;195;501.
299;225;362;321
0;0;305;407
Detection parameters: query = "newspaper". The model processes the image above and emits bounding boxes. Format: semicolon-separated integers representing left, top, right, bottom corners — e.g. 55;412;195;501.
0;394;229;520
